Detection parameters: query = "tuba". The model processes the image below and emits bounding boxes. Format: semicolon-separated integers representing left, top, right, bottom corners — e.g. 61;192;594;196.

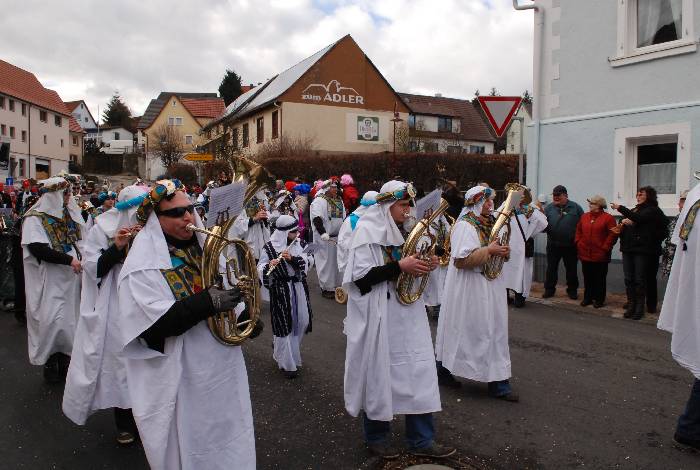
191;156;273;346
396;199;450;305
437;213;455;267
482;183;531;280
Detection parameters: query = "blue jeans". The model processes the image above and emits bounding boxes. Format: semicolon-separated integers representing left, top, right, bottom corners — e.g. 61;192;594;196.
363;413;434;449
488;379;512;397
677;379;700;442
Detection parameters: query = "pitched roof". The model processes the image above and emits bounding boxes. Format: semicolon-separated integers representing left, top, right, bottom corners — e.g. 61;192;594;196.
399;93;496;143
181;98;225;119
64;100;82;112
68;116;85;133
0;59;71;116
137;92;220;130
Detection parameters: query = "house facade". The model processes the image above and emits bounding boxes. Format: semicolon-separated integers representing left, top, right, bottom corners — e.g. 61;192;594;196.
68;116;85;167
137;93;224;179
65;100;98;140
506;103;531;155
398;93;496;154
0;59;71;181
202;35;410;157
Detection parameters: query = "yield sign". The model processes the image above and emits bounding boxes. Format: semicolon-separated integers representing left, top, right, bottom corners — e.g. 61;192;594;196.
477;96;523;137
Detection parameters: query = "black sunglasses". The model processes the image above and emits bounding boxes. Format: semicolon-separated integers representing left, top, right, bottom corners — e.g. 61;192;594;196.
157;204;194;218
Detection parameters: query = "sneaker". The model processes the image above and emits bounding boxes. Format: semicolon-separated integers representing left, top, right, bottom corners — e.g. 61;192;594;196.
438;373;461;389
673;433;700;452
567;290;578;300
116;431;135;446
367;442;400;460
409;442;456;459
542;290;555;299
492;391;520;402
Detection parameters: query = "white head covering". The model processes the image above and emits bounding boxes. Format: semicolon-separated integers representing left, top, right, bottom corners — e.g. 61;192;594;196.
32;176;84;225
350;181;407;249
96;184;150;238
458;185;493;219
672;182;700;244
351;190;378;218
316;179;333;196
270;214;300;252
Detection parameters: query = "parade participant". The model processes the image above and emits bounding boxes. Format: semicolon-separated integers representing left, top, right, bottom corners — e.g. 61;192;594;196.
230;188;270;261
21;176;85;382
502;191;548;308
310;179;346;298
258;215;312;378
423;209;451;320
63;184;149;445
340;173;360;213
337;190;378;275
293;183;311;241
194;204;207;224
95;191;117;217
661;190;689;278
658;183;700;451
270;190;298;227
116;179;255;469
435;186;517;401
343;180;454;460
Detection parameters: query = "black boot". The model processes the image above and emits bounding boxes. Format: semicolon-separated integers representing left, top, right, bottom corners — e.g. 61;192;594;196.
623;288;635;318
632;288;645;320
436;361;461;388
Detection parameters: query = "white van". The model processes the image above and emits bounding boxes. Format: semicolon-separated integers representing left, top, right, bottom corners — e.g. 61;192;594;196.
99;140;133;155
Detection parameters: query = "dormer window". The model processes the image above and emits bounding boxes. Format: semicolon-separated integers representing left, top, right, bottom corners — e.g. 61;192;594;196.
438;117;452;133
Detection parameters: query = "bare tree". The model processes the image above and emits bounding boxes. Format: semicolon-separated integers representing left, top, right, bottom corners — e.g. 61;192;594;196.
152;123;184;168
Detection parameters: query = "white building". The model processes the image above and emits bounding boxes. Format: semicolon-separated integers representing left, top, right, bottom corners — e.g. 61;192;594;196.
65;100;98;140
506;103;532;155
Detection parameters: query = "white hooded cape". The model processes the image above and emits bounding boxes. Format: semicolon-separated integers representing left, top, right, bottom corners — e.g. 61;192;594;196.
343;181;441;421
116;211;255;470
501;206;548;297
21;188;85;365
310;189;346;291
658;183;700;379
337;191;378;276
63;185;148;424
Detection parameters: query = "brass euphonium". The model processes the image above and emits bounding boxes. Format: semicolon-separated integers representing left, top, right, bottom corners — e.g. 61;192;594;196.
437;213;455;267
192;156;273;346
482;183;531;280
396;198;450;305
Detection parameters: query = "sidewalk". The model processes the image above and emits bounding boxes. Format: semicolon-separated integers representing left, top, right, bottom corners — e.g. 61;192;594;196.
527;282;660;325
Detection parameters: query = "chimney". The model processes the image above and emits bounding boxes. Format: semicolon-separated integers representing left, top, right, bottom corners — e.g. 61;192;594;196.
435;93;442;97
249;83;254;88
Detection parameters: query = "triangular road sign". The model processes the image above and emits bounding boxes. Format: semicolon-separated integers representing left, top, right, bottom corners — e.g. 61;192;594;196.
477;96;523;137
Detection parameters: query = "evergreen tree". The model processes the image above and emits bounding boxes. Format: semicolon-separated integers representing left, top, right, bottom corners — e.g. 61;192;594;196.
102;92;133;130
488;87;499;96
522;90;533;105
218;69;243;106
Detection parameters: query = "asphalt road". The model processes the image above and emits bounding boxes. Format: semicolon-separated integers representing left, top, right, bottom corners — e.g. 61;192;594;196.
1;274;699;470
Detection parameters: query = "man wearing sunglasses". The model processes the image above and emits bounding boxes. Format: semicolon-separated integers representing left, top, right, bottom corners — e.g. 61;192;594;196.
116;180;255;469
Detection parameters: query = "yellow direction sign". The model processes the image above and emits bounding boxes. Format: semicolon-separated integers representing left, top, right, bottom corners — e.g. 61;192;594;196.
184;153;214;162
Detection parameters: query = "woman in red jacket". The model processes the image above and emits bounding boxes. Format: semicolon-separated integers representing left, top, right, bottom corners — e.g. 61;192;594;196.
575;195;618;308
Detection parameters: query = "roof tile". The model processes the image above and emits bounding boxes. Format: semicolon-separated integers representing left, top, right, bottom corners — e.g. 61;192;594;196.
0;59;71;115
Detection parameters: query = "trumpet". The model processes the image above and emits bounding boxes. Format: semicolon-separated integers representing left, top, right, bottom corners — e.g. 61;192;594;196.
266;236;300;275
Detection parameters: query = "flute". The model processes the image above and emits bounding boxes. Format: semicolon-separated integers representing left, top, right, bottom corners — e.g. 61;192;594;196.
266;236;300;275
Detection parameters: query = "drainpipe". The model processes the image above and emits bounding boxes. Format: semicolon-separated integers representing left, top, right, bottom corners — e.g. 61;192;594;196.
513;0;543;195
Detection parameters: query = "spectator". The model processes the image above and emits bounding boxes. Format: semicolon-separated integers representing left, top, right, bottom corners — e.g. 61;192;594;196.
661;190;689;278
340;174;359;213
611;186;668;320
575;195;618;308
543;185;584;299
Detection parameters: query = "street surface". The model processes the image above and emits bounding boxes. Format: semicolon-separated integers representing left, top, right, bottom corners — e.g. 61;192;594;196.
1;272;699;469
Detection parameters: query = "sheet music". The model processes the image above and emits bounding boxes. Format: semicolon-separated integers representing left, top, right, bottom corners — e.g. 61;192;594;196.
415;189;442;220
206;182;246;228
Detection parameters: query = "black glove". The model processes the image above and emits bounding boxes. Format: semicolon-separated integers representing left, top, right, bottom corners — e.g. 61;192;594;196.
207;286;243;312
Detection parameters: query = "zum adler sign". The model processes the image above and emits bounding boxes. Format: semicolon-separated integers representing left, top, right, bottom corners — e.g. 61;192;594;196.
301;79;365;105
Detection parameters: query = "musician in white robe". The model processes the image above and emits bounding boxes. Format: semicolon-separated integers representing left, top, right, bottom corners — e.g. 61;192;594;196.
501;196;548;308
311;179;346;298
658;183;700;451
343;180;455;460
22;176;84;383
435;186;518;401
117;180;255;469
337;190;378;276
230;189;270;261
269;190;298;227
63;184;148;445
258;215;312;378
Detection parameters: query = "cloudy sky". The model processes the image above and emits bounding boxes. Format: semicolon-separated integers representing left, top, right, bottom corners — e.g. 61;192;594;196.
1;0;534;121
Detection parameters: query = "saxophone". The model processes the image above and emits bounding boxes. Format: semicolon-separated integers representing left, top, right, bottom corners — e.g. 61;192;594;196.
396;199;450;305
482;183;530;280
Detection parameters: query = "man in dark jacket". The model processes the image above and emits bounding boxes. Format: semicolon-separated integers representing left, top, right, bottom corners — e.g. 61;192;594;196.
543;185;584;299
611;186;668;319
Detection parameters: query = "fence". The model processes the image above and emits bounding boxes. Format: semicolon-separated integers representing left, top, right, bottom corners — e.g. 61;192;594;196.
81;153;139;175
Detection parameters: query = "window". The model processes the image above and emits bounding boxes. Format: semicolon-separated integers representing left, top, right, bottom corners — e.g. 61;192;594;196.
54;115;62;127
72;135;78;146
424;142;438;152
176;117;183;126
22;130;27;142
114;132;120;140
409;141;418;152
272;110;279;139
408;115;416;129
18;158;26;177
9;100;14;112
84;117;88;123
438;117;452;133
612;0;695;66
256;117;264;143
469;145;486;154
40;110;47;122
9;127;15;139
81;103;84;109
21;103;26;116
0;124;5;135
614;122;691;212
168;117;175;126
232;128;239;150
172;100;176;107
0;96;4;108
242;123;249;147
43;135;47;144
35;158;50;180
185;135;193;145
447;145;462;153
61;138;64;148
